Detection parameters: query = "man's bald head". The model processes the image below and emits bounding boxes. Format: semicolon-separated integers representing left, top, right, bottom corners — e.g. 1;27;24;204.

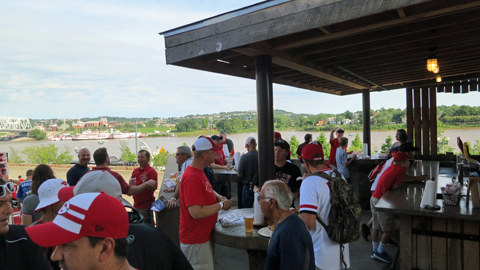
78;148;91;167
262;180;293;210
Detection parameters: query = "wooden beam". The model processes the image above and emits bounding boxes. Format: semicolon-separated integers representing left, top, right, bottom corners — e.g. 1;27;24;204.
406;88;414;148
318;27;331;35
232;45;369;90
396;8;406;18
429;87;437;159
462;80;470;93
275;1;480;50
422;87;430;159
453;81;461;93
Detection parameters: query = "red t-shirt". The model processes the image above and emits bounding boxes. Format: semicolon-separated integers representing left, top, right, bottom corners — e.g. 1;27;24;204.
179;166;218;244
372;164;407;199
91;167;130;194
328;138;340;166
131;165;158;209
214;149;225;165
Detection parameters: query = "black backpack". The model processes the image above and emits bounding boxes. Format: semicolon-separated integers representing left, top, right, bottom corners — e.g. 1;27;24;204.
313;170;362;269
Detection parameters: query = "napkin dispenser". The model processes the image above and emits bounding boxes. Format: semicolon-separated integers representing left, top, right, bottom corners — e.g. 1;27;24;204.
254;192;264;224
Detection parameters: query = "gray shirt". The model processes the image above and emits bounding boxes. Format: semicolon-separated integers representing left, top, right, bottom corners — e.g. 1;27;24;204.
22;194;42;223
238;150;258;185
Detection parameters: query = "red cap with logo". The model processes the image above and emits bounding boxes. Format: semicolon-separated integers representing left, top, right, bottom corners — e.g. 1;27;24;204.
26;192;129;247
300;141;324;161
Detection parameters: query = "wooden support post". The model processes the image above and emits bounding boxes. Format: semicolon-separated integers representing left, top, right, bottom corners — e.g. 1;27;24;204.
445;82;453;93
461;80;469;94
453;82;461;94
255;55;275;187
362;89;371;155
430;87;437;159
406;88;414;147
414;88;422;159
469;79;478;92
422;87;430;159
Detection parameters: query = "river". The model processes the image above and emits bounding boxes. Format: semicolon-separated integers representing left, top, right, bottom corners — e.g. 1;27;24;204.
1;128;478;158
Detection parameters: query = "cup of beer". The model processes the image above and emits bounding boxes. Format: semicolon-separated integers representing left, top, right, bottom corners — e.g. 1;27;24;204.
170;173;175;180
129;178;136;186
244;214;254;233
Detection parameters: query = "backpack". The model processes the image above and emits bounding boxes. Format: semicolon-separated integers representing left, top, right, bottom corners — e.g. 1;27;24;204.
313;170;362;269
368;160;386;181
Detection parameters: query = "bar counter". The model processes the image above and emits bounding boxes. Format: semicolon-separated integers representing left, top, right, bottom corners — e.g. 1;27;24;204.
375;161;480;270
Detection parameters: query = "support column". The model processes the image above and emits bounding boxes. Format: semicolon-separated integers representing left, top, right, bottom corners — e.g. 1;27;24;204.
406;88;414;145
414;88;422;159
429;87;437;159
256;55;275;187
422;87;430;159
362;89;371;155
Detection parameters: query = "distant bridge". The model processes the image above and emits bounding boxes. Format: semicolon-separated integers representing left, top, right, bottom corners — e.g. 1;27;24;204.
0;116;32;132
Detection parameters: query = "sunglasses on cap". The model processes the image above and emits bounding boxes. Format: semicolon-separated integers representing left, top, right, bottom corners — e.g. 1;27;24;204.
0;182;15;198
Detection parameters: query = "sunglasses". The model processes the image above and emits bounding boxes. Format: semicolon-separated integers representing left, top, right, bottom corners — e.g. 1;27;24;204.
0;182;15;198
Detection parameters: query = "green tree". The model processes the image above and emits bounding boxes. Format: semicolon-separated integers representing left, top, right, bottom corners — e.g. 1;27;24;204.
176;120;199;132
380;135;393;154
348;134;362;152
201;118;209;129
344;110;354;120
21;144;73;164
316;132;331;158
119;140;136;162
151;147;171;168
290;135;300;158
8;146;24;163
29;129;47;140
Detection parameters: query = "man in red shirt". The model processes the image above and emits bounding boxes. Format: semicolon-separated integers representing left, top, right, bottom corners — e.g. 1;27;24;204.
210;135;229;170
91;147;130;195
130;150;157;225
327;128;345;167
179;137;233;270
370;151;416;263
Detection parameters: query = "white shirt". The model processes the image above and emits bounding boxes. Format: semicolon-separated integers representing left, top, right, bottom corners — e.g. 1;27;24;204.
180;157;193;180
370;157;394;191
300;170;350;270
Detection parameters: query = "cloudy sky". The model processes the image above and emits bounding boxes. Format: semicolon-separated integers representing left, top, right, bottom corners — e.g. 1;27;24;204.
1;0;477;120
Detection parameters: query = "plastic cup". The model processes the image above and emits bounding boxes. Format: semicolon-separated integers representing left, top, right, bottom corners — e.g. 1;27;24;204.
129;178;136;186
244;214;254;233
170;173;175;179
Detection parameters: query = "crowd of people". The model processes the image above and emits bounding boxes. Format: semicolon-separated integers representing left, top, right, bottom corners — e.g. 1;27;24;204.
0;128;430;270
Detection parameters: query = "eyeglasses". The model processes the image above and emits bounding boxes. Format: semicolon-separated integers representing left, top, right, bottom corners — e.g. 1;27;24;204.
175;153;183;156
0;182;15;198
257;196;271;202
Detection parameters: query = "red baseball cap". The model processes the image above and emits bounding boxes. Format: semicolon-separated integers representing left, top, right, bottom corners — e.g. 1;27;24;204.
393;151;414;162
300;141;324;161
26;192;129;247
274;132;282;139
193;137;222;151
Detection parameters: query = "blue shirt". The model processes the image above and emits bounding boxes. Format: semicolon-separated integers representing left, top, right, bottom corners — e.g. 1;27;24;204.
336;147;350;178
265;215;315;270
16;180;32;202
67;164;90;186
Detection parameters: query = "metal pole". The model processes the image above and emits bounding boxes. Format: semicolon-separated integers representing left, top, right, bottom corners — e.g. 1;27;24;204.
256;55;275;187
362;89;371;155
135;119;138;155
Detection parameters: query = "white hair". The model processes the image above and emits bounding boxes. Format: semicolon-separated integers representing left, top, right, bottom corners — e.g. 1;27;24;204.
263;180;293;210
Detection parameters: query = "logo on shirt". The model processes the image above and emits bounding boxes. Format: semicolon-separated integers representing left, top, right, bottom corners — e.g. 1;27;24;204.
206;181;213;193
58;201;70;215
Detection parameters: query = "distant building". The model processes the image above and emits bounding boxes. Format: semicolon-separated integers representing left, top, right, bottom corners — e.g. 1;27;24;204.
50;124;57;131
99;118;108;127
315;120;324;126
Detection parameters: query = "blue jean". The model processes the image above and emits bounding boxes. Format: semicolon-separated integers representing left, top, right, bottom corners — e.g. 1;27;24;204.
242;185;254;208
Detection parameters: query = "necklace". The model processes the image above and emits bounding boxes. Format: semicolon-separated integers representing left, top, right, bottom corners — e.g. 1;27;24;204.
275;211;291;228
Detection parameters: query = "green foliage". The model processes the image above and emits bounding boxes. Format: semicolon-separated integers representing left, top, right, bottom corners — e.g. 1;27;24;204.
316;132;331;158
468;140;480;155
274;115;291;130
151;147;171;167
438;137;455;154
216;118;254;134
176;120;199;132
290;135;300;158
348;134;362;152
381;135;393;154
29;129;47;140
8;147;24;163
442;115;480;124
201;118;209;129
119;140;136;162
21;144;73;164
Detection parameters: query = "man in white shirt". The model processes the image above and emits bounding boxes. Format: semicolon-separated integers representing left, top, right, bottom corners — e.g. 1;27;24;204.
299;142;350;270
166;146;193;209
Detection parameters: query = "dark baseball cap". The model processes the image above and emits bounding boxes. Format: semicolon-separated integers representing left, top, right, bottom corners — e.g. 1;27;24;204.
399;142;419;152
211;135;222;141
275;139;290;150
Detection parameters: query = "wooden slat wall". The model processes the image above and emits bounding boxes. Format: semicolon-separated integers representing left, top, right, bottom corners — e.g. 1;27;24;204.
422;88;430;159
406;88;414;148
430;87;438;159
414;88;422;159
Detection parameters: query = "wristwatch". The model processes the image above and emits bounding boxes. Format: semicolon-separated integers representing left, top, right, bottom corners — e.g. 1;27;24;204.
219;201;224;210
170;197;177;201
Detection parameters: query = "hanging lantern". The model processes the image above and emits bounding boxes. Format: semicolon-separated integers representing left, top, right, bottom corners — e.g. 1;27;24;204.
427;58;438;72
436;74;442;82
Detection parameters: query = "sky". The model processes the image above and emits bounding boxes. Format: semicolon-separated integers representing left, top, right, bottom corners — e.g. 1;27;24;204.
1;0;478;120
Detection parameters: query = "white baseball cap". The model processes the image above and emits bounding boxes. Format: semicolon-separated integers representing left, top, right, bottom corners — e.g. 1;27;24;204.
193;137;222;151
245;137;256;145
35;179;69;212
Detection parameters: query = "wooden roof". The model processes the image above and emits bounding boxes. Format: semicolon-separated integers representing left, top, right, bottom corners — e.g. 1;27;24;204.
161;0;480;95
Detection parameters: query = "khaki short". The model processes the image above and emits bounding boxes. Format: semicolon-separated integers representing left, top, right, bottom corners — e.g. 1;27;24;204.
370;197;398;232
181;240;215;270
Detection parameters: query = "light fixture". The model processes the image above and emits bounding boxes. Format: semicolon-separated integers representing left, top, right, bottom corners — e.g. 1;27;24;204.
436;74;442;82
426;47;439;73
